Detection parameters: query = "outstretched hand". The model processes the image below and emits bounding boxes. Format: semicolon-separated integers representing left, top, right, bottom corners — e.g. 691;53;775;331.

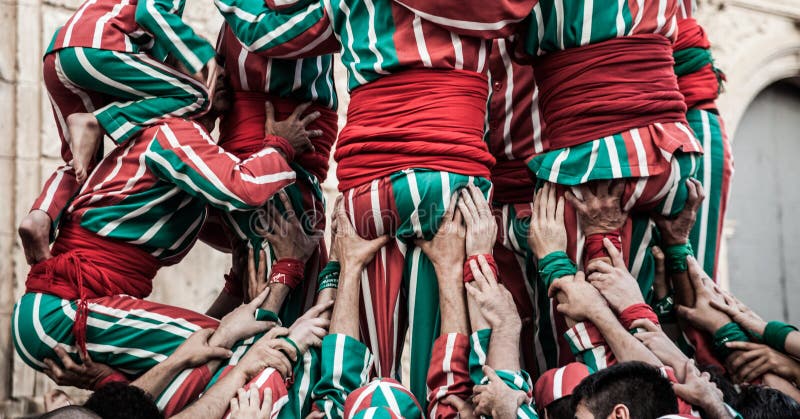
528;182;567;259
288;301;333;354
586;238;645;313
464;255;520;332
457;184;496;256
652;178;704;246
255;190;323;263
43;346;120;390
265;102;321;155
332;196;390;273
415;192;466;270
565;180;627;236
549;271;610;322
674;257;731;334
214;289;274;348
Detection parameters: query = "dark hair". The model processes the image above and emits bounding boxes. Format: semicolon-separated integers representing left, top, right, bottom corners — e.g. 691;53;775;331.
83;382;162;419
734;385;800;419
570;362;678;418
699;364;738;405
39;406;101;419
543;396;574;419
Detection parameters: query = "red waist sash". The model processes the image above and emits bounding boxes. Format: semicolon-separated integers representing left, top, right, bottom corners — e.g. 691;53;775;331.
334;69;494;191
675;18;723;110
26;222;160;352
219;92;339;182
534;34;688;150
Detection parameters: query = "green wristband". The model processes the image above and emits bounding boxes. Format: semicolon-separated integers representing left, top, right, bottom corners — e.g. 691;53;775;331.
652;295;676;323
663;242;694;273
538;251;577;288
255;308;281;324
317;261;340;293
713;322;750;360
763;321;798;352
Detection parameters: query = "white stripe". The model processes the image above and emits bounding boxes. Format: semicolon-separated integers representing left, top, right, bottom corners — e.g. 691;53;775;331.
97;186;181;236
63;0;99;46
655;0;668;33
498;40;515;160
451;33;464;70
38;167;68;213
406;171;424;238
548;148;570;183
340;0;370;84
533;4;545;55
604;136;623;178
94;0;130;48
156;369;192;410
553;366;565;399
55;53;96;112
555;0;565;50
75;48;150;97
631;130;649;177
580;0;593;46
616;0;626;37
531;86;544;153
623;177;647;212
580;140;600;184
660;158;683;216
370;180;384;235
292;58;304;91
698;111;712;266
360;271;382;375
476;41;487;73
398;3;524;32
629;220;653;279
14;298;49;368
237;46;250;91
412;15;432;67
407;247;421;354
364;0;389;75
629;0;645;34
86;141;146;206
130;195;194;245
150;208;205;258
144;0;205;70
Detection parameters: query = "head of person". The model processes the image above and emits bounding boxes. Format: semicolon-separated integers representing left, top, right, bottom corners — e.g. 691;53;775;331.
534;362;591;419
82;382;162;419
700;364;738;405
39;406;101;419
344;378;423;419
570;362;678;419
734;384;800;419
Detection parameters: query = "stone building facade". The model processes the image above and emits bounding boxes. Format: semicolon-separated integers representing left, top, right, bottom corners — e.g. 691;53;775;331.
1;0;798;415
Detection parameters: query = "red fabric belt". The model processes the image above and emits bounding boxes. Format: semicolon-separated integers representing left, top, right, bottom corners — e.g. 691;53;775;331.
335;69;494;191
219;92;338;181
534;34;687;150
491;160;535;204
26;221;160;352
675;18;723;110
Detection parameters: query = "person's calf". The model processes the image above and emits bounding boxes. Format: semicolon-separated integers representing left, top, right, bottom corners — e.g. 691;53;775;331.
66;113;103;184
18;209;52;265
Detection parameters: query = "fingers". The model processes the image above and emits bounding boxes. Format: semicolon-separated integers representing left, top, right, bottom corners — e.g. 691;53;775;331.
477;255;498;286
300;110;321;126
249;287;271;309
724;341;762;351
564;189;588;215
585;259;614;275
546;181;557;219
290;102;313;119
685;257;706;294
482;365;500;382
442;395;466;409
460;188;479;221
538;183;550;221
207;346;234;360
603;238;625;267
443;192;458;223
555;196;565;225
43;358;64;381
304;300;335;318
630;318;661;332
652;246;665;274
265;102;275;124
54;346;77;369
270;339;299;362
261;388;273;416
469;259;489;291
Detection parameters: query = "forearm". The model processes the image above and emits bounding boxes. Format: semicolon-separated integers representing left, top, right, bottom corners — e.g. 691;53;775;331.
436;266;469;336
261;283;292;313
132;357;189;398
329;268;362;339
593;310;662;366
172;368;249;419
205;290;241;319
669;270;694;307
784;331;800;359
485;326;521;371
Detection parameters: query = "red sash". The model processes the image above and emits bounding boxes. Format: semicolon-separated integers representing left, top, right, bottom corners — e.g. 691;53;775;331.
534;34;688;150
26;222;160;352
334;69;494;191
491;160;535;204
675;18;724;110
219;92;338;182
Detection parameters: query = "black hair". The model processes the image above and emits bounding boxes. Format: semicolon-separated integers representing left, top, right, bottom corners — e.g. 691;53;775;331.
699;364;739;405
39;406;101;419
543;396;574;419
83;382;162;419
570;361;678;418
734;385;800;419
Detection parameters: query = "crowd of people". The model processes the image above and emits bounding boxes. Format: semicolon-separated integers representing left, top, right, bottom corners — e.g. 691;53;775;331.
11;0;800;418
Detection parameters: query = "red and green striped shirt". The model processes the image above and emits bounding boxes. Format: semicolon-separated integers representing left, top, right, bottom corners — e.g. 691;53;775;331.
49;0;214;74
66;119;295;264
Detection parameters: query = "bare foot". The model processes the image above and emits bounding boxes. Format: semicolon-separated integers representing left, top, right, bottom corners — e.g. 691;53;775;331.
18;210;53;265
67;113;103;184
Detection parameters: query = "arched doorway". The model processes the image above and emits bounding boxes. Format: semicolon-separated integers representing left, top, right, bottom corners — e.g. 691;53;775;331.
727;79;800;324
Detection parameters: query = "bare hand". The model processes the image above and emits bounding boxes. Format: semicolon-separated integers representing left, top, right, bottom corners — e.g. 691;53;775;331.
548;272;611;322
415;193;466;270
652;178;704;246
651;246;669;300
631;318;689;378
709;290;767;337
672;359;726;414
586;238;645;313
265;102;320;155
255;191;323;263
527;182;567;259
230;387;273;419
675;257;732;335
565;181;627;236
170;329;233;369
288;301;333;354
214;289;273;348
43;346;119;390
464;255;521;333
442;395;477;419
457;184;496;256
725;341;800;384
332;196;390;273
236;327;295;379
472;366;529;418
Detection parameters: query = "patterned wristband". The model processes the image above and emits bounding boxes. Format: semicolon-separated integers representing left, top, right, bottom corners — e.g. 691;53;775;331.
463;254;497;283
269;258;305;289
713;322;750;360
317;261;340;293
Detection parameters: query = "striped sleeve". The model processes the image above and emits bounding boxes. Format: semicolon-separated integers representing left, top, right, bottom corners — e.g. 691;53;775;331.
392;0;536;38
564;322;616;373
312;334;373;419
144;120;296;212
135;0;215;73
214;0;338;57
427;333;472;419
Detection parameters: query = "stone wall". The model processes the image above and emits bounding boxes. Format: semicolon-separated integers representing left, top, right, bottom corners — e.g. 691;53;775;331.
1;0;799;416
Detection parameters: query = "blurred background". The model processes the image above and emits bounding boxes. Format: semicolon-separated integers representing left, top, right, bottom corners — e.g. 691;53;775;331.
0;0;799;415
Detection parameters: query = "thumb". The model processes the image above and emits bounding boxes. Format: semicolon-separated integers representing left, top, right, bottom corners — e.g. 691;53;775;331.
629;318;660;333
482;365;501;382
367;235;391;253
249;287;271;309
206;346;234;360
603;238;625;267
442;395;466;409
265;102;275;124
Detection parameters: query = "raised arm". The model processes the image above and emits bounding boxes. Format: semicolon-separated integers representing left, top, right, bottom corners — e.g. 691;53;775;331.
213;0;337;57
136;0;215;74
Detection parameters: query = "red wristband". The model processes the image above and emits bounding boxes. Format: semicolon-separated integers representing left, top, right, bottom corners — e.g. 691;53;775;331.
269;258;305;289
223;269;244;299
584;232;622;265
618;303;659;330
263;135;295;161
95;371;130;389
463;254;498;283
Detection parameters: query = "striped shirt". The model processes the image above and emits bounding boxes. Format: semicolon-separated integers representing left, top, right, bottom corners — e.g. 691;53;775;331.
49;0;214;74
522;0;703;185
486;38;542;203
217;24;337;110
66;118;295;264
214;0;535;91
